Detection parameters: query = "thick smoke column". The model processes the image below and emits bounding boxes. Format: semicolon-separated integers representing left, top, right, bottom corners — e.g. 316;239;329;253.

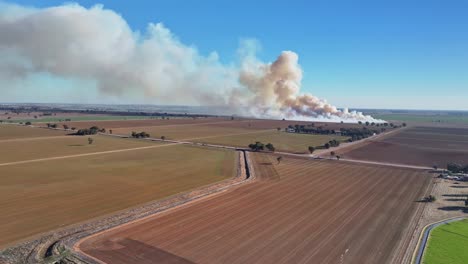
0;2;380;123
237;51;380;122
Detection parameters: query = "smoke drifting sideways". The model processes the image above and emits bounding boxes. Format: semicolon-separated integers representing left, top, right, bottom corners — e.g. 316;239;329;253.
0;2;382;123
235;51;381;122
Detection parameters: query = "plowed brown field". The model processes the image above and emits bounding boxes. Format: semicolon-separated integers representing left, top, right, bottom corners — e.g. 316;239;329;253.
343;126;468;167
79;154;431;264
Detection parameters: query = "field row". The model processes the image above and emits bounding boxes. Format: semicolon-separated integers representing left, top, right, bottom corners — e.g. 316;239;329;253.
343;126;468;167
79;154;431;264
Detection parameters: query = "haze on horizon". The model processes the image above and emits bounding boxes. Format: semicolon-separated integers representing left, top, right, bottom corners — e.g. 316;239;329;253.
0;0;467;116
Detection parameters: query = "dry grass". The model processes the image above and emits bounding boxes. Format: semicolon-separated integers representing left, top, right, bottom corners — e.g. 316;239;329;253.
0;145;236;248
0;125;66;140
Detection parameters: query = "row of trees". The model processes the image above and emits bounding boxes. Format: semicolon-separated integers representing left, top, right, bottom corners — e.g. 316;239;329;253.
75;126;104;136
248;142;275;152
131;131;150;138
324;139;340;149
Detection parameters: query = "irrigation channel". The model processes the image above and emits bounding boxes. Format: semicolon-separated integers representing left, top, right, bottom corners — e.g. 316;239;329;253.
413;217;467;264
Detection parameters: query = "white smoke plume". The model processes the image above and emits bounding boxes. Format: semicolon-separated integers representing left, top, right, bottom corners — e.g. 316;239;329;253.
0;2;380;123
235;51;380;122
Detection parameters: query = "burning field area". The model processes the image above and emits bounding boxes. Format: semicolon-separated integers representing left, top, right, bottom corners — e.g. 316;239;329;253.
77;154;431;264
343;126;468;167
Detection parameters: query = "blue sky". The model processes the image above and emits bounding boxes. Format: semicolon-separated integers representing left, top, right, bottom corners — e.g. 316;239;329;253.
3;0;468;110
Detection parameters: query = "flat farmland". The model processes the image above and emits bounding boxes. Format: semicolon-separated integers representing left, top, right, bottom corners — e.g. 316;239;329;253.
111;123;263;140
343;126;468;167
0;125;66;140
0;135;158;163
0;145;236;248
79;154;431;264
193;130;348;153
56;117;235;130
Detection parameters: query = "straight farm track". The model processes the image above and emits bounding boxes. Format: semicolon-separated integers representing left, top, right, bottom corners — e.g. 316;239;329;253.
78;154;431;264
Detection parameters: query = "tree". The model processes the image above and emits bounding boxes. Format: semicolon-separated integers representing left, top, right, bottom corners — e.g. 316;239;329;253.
248;141;264;152
25;121;32;126
324;143;331;149
88;137;94;145
265;143;275;152
402;123;407;127
447;163;463;173
432;165;438;171
308;146;315;154
63;124;69;130
465;199;468;207
425;195;436;203
277;127;281;132
330;151;336;156
365;121;370;126
161;136;166;140
336;155;341;160
109;129;113;134
277;156;283;164
358;121;362;125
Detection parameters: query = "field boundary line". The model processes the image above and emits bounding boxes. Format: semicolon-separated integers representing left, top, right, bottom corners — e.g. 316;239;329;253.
0;143;179;167
412;216;467;264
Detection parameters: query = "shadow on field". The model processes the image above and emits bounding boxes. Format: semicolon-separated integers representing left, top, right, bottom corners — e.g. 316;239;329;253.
88;238;195;264
438;206;468;213
451;185;468;188
444;198;467;202
68;144;86;147
442;194;468;197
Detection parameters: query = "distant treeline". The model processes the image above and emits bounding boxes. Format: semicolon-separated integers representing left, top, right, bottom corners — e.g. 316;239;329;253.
0;106;216;119
285;124;391;142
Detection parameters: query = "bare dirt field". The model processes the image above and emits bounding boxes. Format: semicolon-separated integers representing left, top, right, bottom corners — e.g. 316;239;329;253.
0;135;160;164
0;145;236;248
0;125;67;140
343;126;468;167
78;154;431;264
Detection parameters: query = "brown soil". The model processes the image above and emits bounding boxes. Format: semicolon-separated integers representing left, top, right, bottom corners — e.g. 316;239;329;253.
78;154;431;264
343;126;468;167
